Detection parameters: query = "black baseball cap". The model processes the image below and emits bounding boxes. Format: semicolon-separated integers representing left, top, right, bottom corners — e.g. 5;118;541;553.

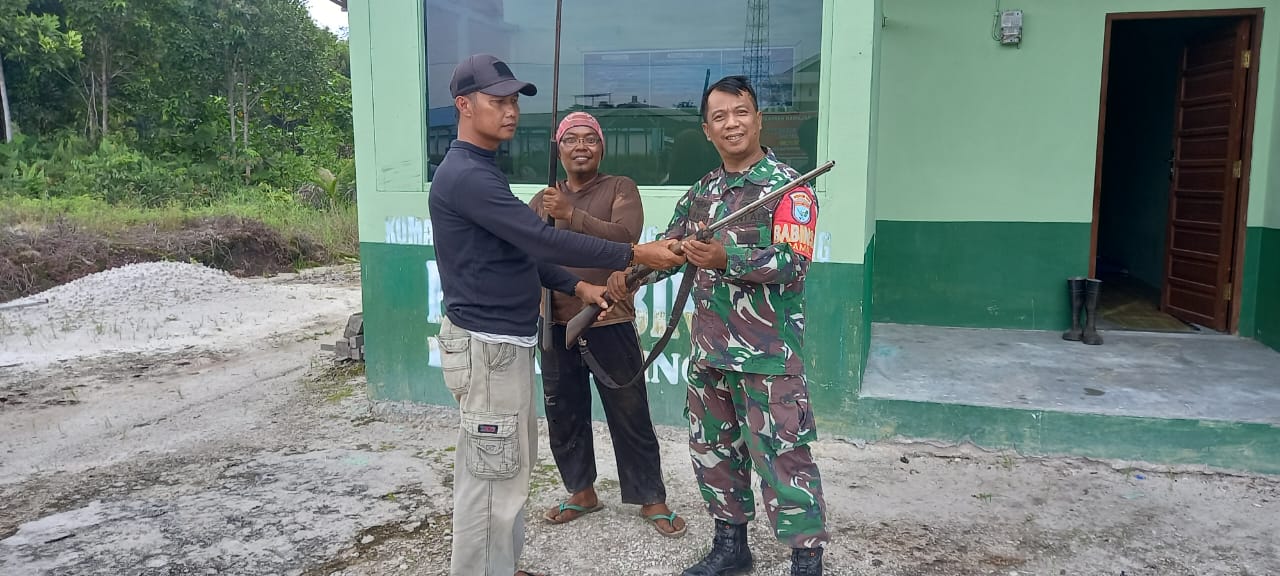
449;54;538;98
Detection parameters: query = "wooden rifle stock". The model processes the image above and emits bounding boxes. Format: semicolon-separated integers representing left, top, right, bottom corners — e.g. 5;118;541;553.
563;160;836;349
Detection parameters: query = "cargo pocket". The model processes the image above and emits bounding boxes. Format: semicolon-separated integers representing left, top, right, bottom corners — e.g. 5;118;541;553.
462;411;520;480
766;377;818;453
437;335;471;396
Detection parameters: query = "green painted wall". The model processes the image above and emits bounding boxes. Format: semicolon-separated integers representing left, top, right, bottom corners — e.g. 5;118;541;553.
859;237;875;384
1269;10;1280;232
873;221;1091;330
350;0;879;423
873;1;1280;332
865;0;883;252
1260;15;1280;349
875;0;1280;224
347;0;377;213
350;0;429;248
1255;228;1280;350
1240;227;1263;337
359;239;868;425
361;237;1280;475
370;0;427;193
1263;8;1280;351
347;0;1280;473
818;0;880;262
838;398;1280;476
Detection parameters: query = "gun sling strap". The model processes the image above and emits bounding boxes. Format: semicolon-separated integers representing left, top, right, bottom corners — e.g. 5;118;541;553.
570;262;697;390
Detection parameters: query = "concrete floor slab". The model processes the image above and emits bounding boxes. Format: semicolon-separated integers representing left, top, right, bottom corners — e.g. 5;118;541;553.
861;323;1280;425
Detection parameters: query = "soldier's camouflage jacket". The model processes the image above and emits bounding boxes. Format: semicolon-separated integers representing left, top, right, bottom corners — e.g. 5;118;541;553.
656;147;819;376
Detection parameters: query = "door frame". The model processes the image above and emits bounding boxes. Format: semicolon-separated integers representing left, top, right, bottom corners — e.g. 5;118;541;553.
1089;8;1263;334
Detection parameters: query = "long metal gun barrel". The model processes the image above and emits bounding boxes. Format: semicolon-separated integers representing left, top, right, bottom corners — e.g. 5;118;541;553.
563;160;835;348
539;0;565;352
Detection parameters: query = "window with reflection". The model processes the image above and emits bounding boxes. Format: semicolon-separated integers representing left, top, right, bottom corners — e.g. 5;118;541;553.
424;0;823;186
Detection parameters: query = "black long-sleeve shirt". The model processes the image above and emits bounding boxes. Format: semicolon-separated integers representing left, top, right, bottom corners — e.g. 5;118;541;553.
428;140;632;337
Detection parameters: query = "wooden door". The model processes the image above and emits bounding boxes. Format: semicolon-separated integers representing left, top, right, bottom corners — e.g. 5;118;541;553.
1163;18;1252;331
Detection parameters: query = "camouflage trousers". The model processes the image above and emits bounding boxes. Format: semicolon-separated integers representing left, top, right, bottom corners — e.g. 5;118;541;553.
686;365;829;548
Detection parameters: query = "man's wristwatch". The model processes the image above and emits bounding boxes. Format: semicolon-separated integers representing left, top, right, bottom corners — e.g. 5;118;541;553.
629;243;638;267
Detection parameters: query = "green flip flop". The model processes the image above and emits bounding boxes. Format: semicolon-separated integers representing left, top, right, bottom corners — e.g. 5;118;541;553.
543;501;604;524
643;511;687;538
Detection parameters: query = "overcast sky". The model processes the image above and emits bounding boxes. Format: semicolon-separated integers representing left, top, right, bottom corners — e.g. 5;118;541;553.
307;0;348;34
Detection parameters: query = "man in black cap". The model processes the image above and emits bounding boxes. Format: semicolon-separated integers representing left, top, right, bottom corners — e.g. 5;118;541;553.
429;53;685;576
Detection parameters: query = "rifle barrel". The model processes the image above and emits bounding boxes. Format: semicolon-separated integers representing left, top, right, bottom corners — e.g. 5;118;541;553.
540;0;565;352
563;160;835;348
706;160;834;235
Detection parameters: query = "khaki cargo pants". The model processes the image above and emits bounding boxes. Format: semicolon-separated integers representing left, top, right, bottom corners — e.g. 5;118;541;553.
437;316;539;576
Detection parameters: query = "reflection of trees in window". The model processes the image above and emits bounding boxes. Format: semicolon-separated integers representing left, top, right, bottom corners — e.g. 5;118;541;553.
423;0;822;186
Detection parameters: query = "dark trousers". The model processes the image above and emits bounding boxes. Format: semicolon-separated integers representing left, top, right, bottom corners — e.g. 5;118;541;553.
541;322;667;505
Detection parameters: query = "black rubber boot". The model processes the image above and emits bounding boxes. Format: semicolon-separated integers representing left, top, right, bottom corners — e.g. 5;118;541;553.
681;520;753;576
791;547;823;576
1062;277;1085;341
1082;278;1103;345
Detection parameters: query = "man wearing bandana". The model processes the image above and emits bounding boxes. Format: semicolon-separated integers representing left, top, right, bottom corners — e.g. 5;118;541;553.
530;111;687;539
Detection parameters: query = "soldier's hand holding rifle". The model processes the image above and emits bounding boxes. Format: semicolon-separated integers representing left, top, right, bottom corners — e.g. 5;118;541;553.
682;224;726;270
567;161;836;345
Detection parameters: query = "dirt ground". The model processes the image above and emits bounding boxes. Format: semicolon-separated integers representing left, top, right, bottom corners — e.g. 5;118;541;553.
0;215;332;303
2;263;1278;576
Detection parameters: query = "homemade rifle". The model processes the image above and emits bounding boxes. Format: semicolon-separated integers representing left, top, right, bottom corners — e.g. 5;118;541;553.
538;0;565;352
563;159;836;350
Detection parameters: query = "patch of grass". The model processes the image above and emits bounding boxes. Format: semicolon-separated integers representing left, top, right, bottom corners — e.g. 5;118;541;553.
324;384;356;404
1;195;356;301
1;194;358;260
529;463;563;493
305;360;366;405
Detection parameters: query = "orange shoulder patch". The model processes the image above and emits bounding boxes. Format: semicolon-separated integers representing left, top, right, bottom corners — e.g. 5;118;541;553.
772;186;817;260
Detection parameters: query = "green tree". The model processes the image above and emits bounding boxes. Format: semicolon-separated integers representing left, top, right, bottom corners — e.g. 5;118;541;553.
1;0;354;203
221;0;331;173
0;0;81;142
61;0;167;141
152;0;341;175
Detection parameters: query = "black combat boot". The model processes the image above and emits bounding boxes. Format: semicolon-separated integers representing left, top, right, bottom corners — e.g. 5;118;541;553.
1061;277;1085;341
791;547;823;576
1082;278;1103;345
681;520;753;576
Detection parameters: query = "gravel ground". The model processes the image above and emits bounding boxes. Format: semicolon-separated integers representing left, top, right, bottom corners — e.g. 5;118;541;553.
2;263;1277;576
0;261;355;369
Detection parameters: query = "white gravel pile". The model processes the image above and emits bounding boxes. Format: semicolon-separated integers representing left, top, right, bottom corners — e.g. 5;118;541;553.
17;261;241;311
0;261;359;368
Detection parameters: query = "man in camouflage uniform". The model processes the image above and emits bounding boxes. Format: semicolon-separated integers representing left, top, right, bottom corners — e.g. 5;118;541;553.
612;75;827;576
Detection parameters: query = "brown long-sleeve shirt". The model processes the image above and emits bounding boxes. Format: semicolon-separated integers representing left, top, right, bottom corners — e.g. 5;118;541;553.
529;174;644;326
